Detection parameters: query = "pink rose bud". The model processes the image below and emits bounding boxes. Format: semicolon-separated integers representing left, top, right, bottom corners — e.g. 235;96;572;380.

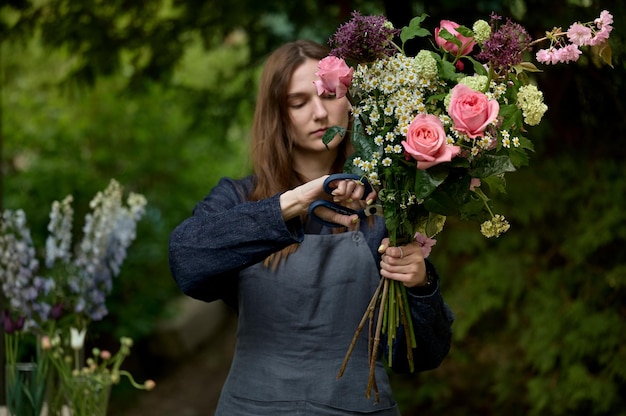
414;232;437;258
313;56;354;99
434;20;476;57
469;178;482;191
448;83;499;138
100;350;112;360
41;336;52;350
401;113;461;170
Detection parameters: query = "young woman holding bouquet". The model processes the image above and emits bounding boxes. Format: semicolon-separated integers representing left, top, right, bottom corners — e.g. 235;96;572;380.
168;39;453;415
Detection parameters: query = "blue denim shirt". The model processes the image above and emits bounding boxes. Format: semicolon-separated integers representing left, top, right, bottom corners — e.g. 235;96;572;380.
168;175;454;373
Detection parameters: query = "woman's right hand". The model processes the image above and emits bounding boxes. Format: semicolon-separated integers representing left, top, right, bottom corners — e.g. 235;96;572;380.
279;175;377;228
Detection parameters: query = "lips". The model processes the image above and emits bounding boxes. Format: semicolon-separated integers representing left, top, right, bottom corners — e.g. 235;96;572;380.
312;127;328;136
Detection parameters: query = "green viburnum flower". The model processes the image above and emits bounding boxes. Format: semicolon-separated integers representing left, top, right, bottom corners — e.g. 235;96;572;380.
472;19;492;44
480;214;511;238
517;84;548;125
458;75;489;92
413;50;438;80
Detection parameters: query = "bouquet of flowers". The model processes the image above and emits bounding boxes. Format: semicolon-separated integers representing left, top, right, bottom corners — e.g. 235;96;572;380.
316;10;614;398
0;178;149;414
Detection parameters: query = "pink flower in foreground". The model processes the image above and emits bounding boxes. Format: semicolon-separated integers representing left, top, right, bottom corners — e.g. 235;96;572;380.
414;232;437;258
448;84;499;138
536;45;581;64
434;20;476;57
402;114;460;170
469;178;482;191
313;56;354;99
567;23;593;46
589;26;612;46
595;10;613;30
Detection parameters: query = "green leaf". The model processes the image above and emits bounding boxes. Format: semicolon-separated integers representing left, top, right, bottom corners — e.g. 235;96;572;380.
350;118;382;156
423;171;471;215
423;189;459;216
437;28;462;48
459;195;487;220
498;104;522;130
400;14;430;45
508;146;530;168
322;125;346;149
471;154;517;177
438;58;459;81
481;175;507;194
455;25;474;38
466;56;488;77
415;167;448;199
515;61;543;74
592;40;613;68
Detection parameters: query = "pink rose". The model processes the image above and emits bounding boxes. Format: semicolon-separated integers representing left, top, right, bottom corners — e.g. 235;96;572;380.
434;20;476;57
313;56;354;99
402;114;461;170
448;84;499;138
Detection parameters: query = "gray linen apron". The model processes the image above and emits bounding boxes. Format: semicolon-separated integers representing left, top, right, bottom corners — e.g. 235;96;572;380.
215;231;401;415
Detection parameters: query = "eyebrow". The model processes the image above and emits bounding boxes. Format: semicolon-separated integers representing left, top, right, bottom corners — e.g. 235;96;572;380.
286;92;309;99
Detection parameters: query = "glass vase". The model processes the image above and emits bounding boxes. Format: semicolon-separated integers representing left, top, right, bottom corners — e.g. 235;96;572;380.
65;376;111;416
4;362;46;416
45;364;66;416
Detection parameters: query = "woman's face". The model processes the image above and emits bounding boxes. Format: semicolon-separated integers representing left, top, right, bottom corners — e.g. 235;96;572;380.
286;58;351;155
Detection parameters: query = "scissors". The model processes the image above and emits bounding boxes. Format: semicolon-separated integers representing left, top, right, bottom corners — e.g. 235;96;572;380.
308;173;384;228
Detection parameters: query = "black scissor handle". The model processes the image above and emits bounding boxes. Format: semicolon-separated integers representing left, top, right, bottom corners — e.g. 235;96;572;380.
322;173;374;197
308;200;360;228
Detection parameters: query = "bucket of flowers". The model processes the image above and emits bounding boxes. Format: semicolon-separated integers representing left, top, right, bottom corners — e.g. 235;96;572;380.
0;179;153;415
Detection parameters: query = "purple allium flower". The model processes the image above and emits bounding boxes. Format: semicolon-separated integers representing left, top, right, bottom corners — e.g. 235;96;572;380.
329;11;400;63
476;15;532;73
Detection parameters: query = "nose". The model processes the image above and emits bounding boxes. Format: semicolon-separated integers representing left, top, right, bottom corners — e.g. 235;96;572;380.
312;97;328;121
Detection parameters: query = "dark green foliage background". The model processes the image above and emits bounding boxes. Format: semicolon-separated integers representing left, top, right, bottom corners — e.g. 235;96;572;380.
1;0;624;414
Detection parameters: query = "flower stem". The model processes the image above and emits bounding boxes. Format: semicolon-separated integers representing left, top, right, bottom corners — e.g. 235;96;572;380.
367;277;389;400
473;187;495;217
337;277;384;379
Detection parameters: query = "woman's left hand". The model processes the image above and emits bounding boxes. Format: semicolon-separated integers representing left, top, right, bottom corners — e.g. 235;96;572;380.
378;237;428;288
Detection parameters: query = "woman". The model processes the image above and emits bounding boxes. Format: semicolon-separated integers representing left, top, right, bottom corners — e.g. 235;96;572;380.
168;39;453;415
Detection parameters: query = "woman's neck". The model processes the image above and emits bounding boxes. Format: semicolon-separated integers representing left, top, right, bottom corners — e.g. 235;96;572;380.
292;148;339;181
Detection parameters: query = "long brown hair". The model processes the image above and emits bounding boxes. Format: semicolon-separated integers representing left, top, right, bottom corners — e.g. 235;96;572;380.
249;40;351;267
249;39;350;201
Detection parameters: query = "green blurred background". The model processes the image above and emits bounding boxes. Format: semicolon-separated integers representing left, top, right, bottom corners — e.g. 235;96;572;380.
1;0;625;414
